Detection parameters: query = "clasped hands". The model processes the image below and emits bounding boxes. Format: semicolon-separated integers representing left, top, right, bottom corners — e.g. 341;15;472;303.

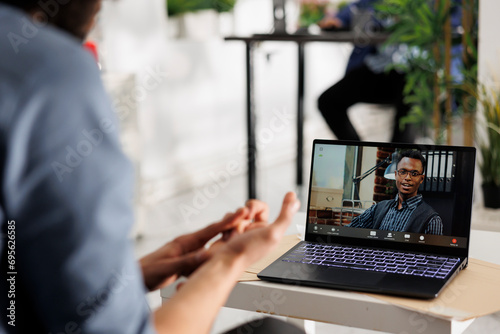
140;192;300;291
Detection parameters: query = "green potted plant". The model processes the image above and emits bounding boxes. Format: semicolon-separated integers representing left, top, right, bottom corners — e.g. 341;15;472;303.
298;0;329;28
166;0;237;39
476;86;500;208
375;0;452;143
167;0;236;17
376;0;478;145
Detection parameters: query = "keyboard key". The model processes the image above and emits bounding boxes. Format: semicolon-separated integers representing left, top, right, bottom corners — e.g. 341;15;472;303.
352;265;375;271
323;261;348;267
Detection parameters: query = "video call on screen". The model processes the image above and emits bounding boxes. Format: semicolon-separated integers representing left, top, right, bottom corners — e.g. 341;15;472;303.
306;143;474;248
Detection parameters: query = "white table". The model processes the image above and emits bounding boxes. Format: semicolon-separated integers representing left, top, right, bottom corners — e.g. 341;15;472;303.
161;214;500;334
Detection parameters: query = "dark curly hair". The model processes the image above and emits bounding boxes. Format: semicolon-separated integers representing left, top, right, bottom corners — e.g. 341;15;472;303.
1;0;101;40
397;150;426;174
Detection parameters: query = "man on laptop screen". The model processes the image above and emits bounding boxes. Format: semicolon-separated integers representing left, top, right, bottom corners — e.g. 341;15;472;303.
348;150;443;235
258;140;476;299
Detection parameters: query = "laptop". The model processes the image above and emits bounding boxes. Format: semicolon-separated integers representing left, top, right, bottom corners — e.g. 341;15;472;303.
258;139;476;299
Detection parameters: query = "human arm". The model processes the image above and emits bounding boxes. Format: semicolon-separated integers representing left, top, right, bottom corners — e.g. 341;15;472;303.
347;203;376;228
153;192;300;334
424;216;443;235
139;194;274;291
139;208;250;291
318;16;344;30
326;0;379;28
318;0;363;29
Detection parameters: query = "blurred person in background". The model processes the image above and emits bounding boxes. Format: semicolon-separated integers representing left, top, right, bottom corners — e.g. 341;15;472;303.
317;0;415;143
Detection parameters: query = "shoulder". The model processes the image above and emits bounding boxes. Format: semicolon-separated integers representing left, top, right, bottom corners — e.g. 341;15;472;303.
0;8;113;140
418;199;439;215
0;6;103;108
0;7;121;184
416;200;442;223
361;199;390;216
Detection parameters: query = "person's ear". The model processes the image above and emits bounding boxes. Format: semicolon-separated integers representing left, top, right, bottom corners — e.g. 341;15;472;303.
418;174;425;185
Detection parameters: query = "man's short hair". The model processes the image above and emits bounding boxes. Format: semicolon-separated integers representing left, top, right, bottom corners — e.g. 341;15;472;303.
1;0;102;40
397;150;426;174
0;1;37;10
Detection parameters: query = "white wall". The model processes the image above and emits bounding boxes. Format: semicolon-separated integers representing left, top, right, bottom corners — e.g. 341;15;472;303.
311;145;346;189
478;0;500;85
95;0;350;202
476;0;500;206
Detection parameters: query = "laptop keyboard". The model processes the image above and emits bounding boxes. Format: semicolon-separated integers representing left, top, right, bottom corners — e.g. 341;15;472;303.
282;243;460;279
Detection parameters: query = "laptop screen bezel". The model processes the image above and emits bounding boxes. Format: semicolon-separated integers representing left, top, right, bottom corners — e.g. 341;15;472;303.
304;139;476;258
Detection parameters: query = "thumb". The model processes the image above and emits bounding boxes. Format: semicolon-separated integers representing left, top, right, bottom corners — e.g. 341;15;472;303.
271;192;300;234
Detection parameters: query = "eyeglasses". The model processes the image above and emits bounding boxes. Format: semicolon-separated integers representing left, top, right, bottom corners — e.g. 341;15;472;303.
396;169;424;178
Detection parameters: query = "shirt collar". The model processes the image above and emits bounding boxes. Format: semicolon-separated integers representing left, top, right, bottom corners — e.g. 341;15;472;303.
393;194;423;209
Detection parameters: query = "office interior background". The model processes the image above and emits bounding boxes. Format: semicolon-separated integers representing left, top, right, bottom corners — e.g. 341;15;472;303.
90;1;500;333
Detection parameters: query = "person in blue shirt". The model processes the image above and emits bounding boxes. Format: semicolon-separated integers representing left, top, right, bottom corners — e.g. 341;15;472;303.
348;150;443;235
317;0;462;143
0;1;304;333
317;0;414;142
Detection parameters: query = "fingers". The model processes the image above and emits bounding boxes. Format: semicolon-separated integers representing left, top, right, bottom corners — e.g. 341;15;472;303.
157;193;298;263
173;208;249;254
245;199;269;223
226;193;299;239
270;192;300;235
241;221;268;231
222;200;269;238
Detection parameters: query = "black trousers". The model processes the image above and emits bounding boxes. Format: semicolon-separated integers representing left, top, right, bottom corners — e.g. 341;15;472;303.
224;317;306;334
318;65;415;143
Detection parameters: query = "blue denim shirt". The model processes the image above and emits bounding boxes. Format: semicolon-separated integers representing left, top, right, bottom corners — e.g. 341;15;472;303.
336;0;463;77
0;5;155;333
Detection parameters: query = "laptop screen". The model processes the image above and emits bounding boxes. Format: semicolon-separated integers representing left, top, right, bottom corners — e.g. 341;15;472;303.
306;140;476;250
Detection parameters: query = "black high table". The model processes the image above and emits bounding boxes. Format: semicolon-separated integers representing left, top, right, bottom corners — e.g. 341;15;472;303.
225;32;389;199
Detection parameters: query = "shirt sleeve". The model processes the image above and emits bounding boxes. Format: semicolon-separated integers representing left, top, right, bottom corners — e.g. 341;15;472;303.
3;48;156;333
347;204;376;229
424;216;444;235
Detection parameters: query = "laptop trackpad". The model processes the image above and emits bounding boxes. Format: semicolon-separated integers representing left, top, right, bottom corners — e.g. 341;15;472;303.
315;268;385;288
